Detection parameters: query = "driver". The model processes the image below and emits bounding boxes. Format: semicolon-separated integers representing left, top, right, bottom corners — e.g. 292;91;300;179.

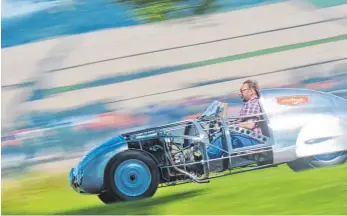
238;79;262;138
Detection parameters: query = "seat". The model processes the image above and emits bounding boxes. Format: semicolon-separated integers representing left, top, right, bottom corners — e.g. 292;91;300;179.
254;89;270;138
258;107;270;137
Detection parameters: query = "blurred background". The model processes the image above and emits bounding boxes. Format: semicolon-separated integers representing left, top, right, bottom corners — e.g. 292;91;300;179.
2;0;347;214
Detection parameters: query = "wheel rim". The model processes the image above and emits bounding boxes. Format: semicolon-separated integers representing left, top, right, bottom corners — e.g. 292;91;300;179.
313;151;344;162
114;159;151;197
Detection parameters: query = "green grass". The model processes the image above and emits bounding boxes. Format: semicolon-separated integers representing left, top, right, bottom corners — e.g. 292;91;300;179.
2;164;347;215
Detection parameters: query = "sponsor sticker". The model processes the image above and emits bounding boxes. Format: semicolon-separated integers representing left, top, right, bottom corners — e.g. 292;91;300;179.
276;95;309;106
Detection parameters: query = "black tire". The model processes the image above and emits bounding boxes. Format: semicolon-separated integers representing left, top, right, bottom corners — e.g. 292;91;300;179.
183;124;198;147
287;151;347;172
105;150;160;202
98;191;120;204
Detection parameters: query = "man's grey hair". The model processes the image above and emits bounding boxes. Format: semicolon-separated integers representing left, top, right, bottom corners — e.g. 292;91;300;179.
243;79;260;96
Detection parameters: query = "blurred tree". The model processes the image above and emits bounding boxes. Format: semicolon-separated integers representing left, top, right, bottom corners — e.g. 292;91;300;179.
115;0;220;22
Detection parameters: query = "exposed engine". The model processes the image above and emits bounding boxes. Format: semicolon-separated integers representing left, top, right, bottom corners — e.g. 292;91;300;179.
127;134;204;183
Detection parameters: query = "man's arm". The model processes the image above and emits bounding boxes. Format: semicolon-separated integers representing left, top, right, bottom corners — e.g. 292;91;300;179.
239;100;261;130
239;121;256;130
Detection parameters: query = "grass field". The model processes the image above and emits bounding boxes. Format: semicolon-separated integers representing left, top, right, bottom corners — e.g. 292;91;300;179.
2;163;347;215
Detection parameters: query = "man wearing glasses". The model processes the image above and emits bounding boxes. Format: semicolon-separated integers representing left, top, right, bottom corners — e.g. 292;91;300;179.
238;79;263;138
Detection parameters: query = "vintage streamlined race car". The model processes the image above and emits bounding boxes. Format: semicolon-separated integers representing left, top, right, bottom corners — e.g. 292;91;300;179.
69;88;347;204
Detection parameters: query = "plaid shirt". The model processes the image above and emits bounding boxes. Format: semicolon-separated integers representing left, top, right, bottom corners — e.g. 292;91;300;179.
239;96;262;137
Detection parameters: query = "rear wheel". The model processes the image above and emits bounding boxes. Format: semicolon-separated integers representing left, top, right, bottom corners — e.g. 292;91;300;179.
105;150;160;202
287;151;347;172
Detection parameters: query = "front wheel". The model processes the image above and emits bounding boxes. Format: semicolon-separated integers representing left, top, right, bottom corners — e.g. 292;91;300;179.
287;151;347;172
98;191;120;204
105;150;160;202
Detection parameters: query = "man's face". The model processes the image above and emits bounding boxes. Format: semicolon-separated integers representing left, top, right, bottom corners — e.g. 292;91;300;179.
239;83;253;102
